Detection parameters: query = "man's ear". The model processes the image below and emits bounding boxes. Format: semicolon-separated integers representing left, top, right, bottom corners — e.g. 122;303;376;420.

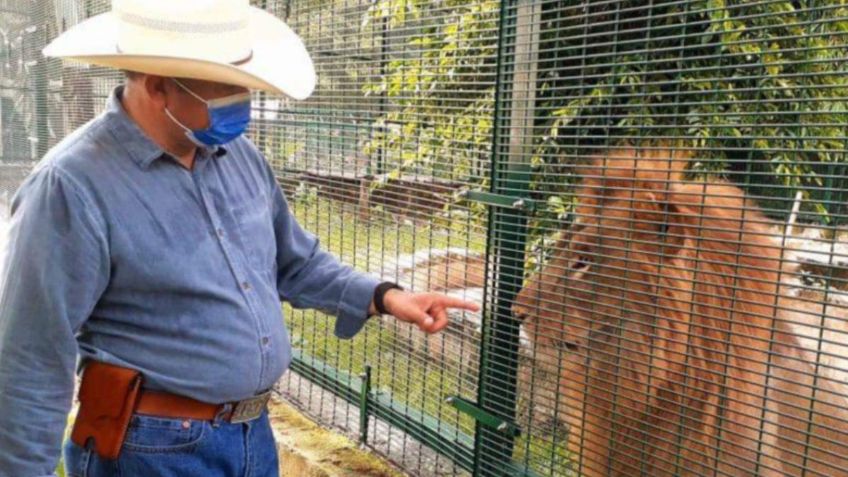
142;75;169;109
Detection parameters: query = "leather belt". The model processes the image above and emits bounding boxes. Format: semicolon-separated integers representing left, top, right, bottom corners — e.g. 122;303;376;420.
135;389;272;424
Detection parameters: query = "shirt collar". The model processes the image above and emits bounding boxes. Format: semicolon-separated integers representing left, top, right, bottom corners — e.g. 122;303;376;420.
104;86;226;169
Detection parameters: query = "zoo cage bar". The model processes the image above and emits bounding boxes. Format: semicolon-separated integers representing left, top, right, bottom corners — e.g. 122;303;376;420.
2;1;847;476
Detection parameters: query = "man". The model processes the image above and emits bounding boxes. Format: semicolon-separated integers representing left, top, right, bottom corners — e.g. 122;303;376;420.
0;1;478;476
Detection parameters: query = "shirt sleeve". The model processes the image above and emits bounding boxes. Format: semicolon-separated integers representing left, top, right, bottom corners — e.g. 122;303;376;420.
0;166;110;477
266;170;380;340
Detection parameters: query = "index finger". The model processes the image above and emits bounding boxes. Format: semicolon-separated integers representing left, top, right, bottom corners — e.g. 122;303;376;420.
439;296;480;312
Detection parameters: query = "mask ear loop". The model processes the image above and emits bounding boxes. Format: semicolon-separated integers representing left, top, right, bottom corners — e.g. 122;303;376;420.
171;78;213;129
164;107;206;148
164;79;210;148
172;78;210;106
164;107;191;135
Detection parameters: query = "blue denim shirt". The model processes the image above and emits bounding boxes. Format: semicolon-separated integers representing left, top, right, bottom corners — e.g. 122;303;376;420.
0;87;380;477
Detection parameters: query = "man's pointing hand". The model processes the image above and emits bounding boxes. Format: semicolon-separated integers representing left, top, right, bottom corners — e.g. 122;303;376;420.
371;290;480;334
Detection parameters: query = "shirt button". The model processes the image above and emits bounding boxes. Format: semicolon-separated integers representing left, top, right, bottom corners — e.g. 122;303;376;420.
216;228;224;238
241;281;251;291
261;337;270;346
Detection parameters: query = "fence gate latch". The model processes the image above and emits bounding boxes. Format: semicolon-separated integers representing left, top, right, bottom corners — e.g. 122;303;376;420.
461;190;537;212
445;395;521;437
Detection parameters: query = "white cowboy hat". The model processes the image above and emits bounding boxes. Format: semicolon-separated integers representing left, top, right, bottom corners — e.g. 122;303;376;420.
42;0;316;100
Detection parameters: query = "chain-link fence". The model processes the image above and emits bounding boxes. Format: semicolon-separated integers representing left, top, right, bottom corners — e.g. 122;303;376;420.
2;1;847;476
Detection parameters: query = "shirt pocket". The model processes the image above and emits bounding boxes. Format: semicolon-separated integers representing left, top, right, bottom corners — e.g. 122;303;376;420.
231;192;276;275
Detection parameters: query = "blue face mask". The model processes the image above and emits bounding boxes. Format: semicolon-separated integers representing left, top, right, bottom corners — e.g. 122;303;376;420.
165;79;252;147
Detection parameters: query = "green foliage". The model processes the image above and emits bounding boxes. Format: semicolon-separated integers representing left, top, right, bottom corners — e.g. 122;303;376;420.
532;0;848;222
361;0;499;184
363;1;847;230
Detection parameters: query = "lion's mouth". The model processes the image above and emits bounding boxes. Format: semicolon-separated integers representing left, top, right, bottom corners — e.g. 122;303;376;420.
554;340;579;352
516;318;581;353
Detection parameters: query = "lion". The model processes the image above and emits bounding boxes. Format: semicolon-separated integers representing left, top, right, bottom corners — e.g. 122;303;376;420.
512;145;848;477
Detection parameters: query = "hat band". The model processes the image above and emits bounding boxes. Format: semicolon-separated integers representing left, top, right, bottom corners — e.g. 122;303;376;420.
117;11;249;34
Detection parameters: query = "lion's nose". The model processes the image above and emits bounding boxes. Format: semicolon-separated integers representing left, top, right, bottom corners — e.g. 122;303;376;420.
512;303;530;321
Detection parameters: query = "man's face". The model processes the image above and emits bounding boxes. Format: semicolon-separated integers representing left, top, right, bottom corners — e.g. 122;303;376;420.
164;78;249;131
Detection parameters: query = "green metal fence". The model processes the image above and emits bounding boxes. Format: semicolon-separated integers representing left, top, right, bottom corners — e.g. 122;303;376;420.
2;1;847;476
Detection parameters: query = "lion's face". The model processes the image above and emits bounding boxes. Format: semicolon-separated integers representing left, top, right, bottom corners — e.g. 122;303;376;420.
510;147;848;477
514;186;676;361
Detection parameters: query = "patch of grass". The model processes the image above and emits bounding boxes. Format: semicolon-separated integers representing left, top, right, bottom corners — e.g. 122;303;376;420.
285;196;575;475
513;433;575;477
287;195;485;422
287;305;477;432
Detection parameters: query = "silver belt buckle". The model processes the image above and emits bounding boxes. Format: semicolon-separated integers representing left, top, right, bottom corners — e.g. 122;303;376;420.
229;391;271;424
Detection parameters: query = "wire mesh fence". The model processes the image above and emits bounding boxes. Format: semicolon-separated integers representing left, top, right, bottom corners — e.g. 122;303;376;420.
2;1;847;476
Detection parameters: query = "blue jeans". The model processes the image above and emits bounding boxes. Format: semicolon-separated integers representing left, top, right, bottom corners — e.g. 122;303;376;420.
63;410;279;477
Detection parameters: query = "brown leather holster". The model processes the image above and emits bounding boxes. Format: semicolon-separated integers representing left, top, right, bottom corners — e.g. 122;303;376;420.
70;361;142;460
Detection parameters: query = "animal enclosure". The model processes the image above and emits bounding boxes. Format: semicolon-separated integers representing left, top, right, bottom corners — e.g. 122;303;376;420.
2;1;847;476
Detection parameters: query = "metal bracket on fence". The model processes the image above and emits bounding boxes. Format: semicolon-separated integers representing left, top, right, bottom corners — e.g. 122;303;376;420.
358;365;372;444
445;395;521;438
461;191;537;213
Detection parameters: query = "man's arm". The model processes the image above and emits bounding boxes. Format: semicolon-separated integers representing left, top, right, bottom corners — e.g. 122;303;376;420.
266;174;478;338
269;180;380;339
0;166;110;477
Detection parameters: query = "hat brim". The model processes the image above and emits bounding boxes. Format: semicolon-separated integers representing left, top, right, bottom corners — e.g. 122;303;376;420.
43;7;316;100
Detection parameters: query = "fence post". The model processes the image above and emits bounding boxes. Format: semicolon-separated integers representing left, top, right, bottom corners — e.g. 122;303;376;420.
474;0;540;475
33;0;50;159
